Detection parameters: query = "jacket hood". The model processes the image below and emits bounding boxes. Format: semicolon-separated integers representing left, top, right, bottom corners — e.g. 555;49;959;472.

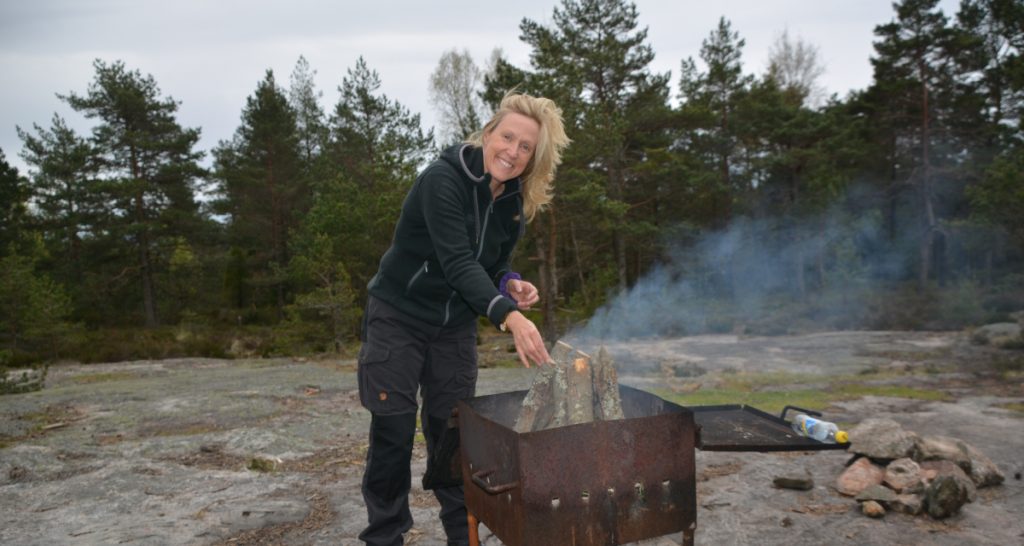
441;144;523;196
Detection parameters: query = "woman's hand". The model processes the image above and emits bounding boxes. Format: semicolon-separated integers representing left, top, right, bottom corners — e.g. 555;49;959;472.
506;279;540;310
504;311;551;368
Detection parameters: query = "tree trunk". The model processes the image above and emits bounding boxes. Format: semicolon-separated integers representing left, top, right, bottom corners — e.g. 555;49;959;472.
570;221;588;306
267;154;287;318
131;146;158;328
536;210;558;343
614;230;628;294
918;79;934;290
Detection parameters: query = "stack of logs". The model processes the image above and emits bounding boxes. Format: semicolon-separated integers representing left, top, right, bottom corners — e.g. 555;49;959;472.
514;341;625;432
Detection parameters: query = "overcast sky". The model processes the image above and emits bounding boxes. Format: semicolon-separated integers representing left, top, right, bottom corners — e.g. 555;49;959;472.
1;0;962;174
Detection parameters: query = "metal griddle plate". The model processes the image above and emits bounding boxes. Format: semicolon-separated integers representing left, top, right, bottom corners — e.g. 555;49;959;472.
692;405;850;451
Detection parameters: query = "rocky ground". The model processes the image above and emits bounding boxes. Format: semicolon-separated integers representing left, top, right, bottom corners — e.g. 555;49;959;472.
1;330;1022;545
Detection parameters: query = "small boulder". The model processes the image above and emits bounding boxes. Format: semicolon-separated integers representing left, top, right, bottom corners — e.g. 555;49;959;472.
884;458;923;493
920;460;977;502
773;468;814;491
837;456;885;497
970;322;1022;347
963;443;1005;487
856;484;898;504
891;493;923;516
861;500;886;518
915;435;971;472
848;418;918;461
924;475;970;519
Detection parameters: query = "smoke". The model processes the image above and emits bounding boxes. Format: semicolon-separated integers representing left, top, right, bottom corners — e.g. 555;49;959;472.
564;199;923;344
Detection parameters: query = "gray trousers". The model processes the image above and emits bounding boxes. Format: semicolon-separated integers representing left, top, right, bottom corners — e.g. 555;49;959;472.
357;296;477;546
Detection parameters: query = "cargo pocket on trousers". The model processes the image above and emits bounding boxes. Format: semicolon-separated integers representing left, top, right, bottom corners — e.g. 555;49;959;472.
358;341;397;414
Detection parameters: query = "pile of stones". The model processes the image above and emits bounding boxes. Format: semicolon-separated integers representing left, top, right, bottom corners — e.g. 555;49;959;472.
836;418;1005;519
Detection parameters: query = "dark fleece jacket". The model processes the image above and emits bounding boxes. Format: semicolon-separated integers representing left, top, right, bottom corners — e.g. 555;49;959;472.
366;144;523;329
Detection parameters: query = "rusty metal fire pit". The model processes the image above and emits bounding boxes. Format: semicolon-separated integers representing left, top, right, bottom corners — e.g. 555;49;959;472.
457;387;846;546
458;385;697;546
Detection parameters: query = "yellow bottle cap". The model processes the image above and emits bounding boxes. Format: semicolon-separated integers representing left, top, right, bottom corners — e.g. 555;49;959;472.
835;430;849;444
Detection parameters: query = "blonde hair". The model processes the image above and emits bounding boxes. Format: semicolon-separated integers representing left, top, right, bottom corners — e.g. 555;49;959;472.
467;92;570;222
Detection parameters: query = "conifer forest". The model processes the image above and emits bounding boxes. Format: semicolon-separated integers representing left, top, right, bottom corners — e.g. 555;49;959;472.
2;0;1022;367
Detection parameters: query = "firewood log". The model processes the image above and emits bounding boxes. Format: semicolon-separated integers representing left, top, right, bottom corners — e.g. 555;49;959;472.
515;341;624;432
593;346;624;420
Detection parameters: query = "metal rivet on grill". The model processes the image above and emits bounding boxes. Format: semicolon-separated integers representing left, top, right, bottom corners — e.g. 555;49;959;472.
607;487;615;496
662;479;670;488
551;497;560;509
581;490;590;503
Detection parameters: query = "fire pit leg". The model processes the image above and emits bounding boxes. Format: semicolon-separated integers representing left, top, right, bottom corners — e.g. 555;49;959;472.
682;523;695;546
467;511;480;546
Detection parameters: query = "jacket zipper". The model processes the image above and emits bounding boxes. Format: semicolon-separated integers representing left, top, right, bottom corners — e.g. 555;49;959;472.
406;261;428;294
443;291;456;326
475;187;518;258
475;202;493;260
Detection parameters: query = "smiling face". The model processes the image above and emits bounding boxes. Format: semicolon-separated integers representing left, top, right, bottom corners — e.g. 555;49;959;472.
481;112;540;184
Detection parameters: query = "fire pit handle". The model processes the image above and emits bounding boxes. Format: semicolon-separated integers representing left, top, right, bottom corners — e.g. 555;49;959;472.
780;405;822;421
470;468;519;495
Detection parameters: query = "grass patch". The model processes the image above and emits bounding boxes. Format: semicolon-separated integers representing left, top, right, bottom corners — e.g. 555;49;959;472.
995;402;1024;414
832;383;952;402
66;371;137;385
716;371;827;391
656;376;952;416
851;348;952;362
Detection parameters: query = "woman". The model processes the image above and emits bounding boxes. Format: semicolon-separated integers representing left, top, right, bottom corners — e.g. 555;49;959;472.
357;93;569;545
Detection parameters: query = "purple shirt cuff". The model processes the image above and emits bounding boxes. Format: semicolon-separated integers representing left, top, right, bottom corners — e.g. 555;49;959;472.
499;272;522;299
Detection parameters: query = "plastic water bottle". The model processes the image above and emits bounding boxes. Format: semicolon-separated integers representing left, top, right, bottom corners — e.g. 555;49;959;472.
791;413;849;444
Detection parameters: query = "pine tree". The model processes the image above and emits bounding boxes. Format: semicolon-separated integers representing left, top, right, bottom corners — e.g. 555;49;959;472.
677;17;755;223
481;49;535;109
0;149;29;255
61;60;205;326
959;0;1024;266
16;115;98;289
0;236;76;360
288;56;328;166
315;57;435;298
952;0;1024;152
520;0;672;330
870;0;967;287
327;56;434;188
213;69;305;317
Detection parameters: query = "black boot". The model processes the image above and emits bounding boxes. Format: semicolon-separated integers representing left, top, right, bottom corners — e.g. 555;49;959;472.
424;413;468;546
